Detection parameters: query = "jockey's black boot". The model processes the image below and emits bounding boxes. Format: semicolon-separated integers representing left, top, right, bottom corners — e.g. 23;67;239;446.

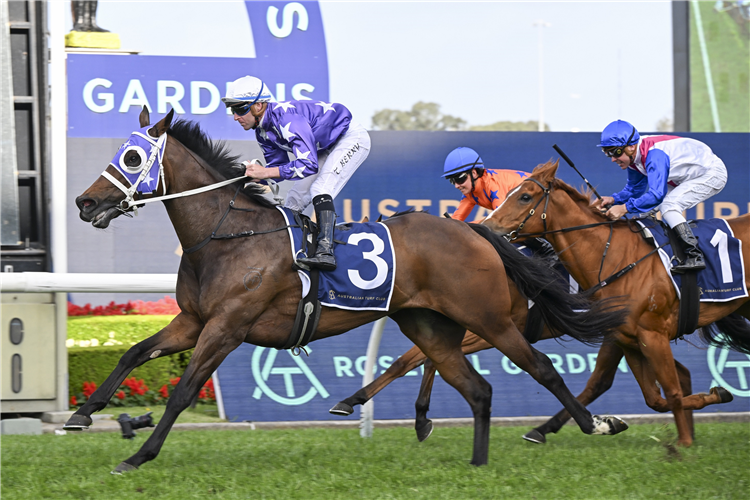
298;195;337;271
671;222;706;274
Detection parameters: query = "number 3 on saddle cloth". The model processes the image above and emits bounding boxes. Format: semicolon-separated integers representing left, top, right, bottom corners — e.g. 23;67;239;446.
277;207;396;312
638;218;748;302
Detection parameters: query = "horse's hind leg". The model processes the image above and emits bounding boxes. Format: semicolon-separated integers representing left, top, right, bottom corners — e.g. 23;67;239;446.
482;325;626;437
391;310;492;466
64;313;202;430
112;319;245;473
330;343;428;416
524;341;624;444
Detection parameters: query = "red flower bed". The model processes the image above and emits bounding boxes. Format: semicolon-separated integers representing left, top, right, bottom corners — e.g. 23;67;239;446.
68;296;180;316
70;375;215;408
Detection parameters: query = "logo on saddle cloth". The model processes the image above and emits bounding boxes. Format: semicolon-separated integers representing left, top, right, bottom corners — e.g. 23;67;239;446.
638;219;748;302
277;207;395;311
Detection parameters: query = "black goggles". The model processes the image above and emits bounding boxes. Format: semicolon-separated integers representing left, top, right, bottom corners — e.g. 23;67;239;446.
603;146;626;158
602;126;636;158
448;172;470;185
230;102;252;117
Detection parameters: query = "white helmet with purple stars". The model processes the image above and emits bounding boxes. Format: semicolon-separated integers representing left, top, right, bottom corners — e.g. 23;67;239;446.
221;76;274;109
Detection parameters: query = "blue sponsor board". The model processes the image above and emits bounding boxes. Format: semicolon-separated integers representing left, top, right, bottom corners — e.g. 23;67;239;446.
336;131;750;225
216;318;750;422
67;1;329;140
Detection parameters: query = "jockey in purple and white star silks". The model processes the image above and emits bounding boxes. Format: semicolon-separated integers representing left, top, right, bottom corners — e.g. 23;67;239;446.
222;76;371;271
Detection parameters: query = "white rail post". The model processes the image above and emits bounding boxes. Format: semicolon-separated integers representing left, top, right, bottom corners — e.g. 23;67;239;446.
359;317;387;438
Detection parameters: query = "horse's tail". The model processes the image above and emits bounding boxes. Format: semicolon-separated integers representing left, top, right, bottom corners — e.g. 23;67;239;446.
700;314;750;355
469;223;628;345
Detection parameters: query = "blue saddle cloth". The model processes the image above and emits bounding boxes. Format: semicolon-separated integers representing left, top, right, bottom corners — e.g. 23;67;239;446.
277;207;395;311
637;218;747;302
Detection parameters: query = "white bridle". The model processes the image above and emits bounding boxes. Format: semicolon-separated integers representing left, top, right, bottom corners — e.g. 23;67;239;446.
100;130;249;213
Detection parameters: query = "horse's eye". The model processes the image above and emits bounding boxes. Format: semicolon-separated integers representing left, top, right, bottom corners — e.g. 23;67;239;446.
519;193;532;203
125;153;141;167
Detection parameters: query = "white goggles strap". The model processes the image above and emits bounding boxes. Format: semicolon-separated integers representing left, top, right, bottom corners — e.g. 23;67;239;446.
99;130;260;211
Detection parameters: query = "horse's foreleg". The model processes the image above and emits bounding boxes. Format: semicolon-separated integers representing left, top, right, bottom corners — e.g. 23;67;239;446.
524;341;624;444
414;358;436;442
675;360;694;440
330;343;428;416
112;321;244;473
634;331;692;446
414;332;491;442
64;313;202;430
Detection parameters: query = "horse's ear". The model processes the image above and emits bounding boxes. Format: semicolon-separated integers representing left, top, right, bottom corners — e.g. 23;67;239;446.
139;106;150;128
550;158;560;175
540;158;559;180
150;108;175;137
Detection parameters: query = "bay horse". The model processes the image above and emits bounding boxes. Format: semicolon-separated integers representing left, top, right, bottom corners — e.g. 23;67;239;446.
482;159;749;447
331;285;692;443
66;108;629;472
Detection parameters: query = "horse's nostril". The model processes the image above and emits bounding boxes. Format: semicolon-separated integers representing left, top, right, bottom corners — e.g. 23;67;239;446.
76;196;97;211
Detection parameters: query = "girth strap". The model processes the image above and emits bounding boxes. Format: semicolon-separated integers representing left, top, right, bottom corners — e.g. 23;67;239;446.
281;267;322;354
666;226;700;337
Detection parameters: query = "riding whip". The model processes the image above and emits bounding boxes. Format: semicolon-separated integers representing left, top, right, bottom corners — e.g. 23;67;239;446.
552;144;604;202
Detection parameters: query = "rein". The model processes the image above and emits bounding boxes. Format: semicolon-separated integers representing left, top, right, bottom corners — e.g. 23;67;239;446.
102;129;249;214
101;129;295;254
183;184;296;254
503;177;668;292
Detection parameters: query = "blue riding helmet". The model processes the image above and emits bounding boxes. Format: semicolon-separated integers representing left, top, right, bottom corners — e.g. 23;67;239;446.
442;147;484;178
597;120;640;148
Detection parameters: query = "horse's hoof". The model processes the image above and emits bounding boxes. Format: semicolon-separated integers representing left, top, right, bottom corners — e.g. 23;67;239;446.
711;386;734;403
416;420;433;442
591;415;629;435
63;414;92;431
329;402;354;416
111;462;138;475
522;429;546;444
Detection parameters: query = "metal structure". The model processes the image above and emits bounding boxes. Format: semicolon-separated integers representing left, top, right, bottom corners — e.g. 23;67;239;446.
672;0;691;131
1;0;49;272
1;0;60;416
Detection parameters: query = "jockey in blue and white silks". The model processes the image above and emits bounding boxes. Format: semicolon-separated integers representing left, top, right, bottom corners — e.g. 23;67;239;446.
592;119;728;274
222;76;371;271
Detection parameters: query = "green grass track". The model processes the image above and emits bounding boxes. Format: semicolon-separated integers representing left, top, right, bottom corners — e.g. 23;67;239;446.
2;422;748;499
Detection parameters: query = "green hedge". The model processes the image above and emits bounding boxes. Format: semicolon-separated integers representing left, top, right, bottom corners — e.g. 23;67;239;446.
67;315;192;397
68;346;193;397
67;315;175;346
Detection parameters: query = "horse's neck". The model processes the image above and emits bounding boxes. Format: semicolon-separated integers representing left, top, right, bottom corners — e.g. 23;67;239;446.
547;198;628;289
161;154;261;254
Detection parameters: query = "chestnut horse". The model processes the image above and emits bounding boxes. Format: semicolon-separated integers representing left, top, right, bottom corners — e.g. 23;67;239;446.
66;109;629;472
483;160;749;446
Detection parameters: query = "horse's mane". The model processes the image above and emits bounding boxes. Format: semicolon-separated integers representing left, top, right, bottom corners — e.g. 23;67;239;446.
532;161;633;228
167;119;277;208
